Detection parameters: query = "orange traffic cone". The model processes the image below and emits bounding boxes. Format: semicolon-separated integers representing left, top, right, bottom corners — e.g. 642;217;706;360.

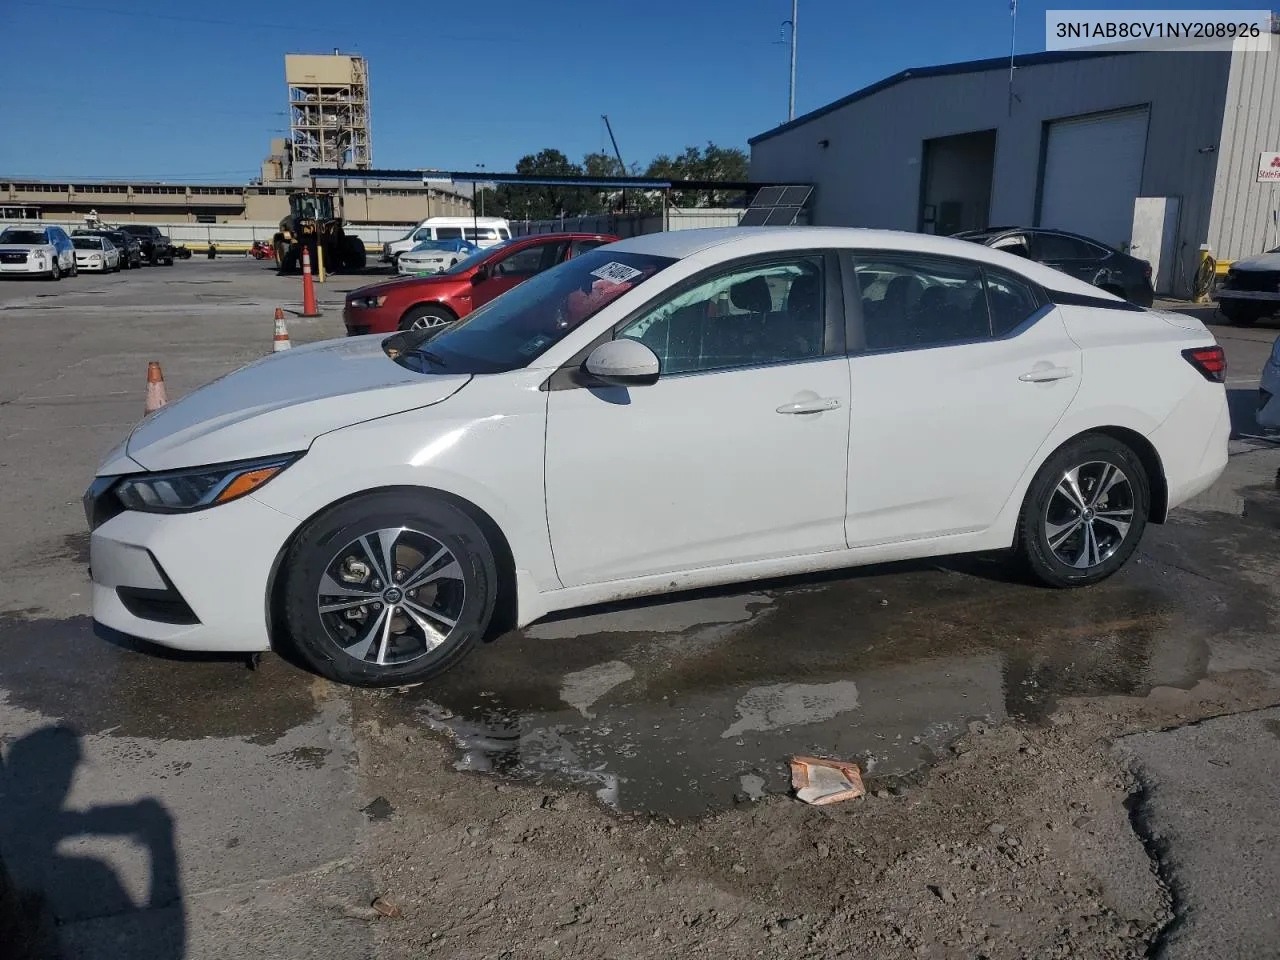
273;307;292;352
145;361;167;414
300;247;320;318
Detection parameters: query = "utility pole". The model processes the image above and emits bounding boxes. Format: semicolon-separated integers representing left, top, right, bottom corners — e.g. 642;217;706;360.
602;115;627;212
787;0;798;121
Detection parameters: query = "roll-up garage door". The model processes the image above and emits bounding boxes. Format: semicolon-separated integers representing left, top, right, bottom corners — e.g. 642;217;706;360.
1039;107;1149;250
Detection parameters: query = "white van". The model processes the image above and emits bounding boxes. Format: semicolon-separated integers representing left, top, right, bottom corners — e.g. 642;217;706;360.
382;216;511;265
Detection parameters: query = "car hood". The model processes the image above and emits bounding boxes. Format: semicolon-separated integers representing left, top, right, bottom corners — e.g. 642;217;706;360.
1230;252;1280;273
349;273;467;299
125;336;472;471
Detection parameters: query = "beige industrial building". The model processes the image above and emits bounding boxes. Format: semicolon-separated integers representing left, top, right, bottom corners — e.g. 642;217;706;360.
0;177;471;225
2;52;472;227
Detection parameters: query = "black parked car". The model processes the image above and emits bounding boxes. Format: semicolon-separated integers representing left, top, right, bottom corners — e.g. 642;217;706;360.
954;227;1155;307
73;229;143;269
117;224;175;266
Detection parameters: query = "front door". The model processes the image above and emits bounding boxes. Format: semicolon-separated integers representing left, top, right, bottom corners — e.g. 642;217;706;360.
845;251;1081;546
471;239;567;310
545;254;851;587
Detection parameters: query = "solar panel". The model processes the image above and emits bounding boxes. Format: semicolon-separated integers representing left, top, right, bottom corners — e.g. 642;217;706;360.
741;184;813;226
764;206;805;225
779;185;814;206
750;185;786;207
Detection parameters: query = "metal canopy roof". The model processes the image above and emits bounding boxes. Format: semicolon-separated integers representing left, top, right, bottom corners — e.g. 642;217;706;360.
304;167;794;193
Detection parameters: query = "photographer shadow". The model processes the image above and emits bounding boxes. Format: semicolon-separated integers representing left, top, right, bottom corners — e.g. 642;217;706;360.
0;725;184;960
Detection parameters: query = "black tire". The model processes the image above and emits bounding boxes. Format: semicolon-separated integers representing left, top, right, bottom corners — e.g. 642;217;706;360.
398;304;457;333
1219;301;1260;327
1016;434;1149;588
163;257;174;266
48;259;61;281
341;235;367;272
280;490;498;687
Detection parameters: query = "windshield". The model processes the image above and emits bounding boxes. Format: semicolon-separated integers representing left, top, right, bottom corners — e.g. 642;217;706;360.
442;241;511;276
410;240;472;254
1;229;47;245
119;225;150;235
393;249;675;375
72;237;102;249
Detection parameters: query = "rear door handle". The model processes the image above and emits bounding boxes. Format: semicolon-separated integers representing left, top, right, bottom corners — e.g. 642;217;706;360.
1019;366;1074;383
776;397;842;414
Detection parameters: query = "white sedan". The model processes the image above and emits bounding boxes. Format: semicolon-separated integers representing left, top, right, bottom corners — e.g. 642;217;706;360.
85;227;1230;687
396;239;481;276
72;235;122;273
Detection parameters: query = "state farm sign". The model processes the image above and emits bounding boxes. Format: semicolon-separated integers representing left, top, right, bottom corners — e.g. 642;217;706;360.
1259;152;1280;183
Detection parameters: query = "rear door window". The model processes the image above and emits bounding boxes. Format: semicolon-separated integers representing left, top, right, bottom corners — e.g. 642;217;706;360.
850;253;991;350
435;227;464;240
1034;233;1105;261
568;238;609;259
984;269;1044;336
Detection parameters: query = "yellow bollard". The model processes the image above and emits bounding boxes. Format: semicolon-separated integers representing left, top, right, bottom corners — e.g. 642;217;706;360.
317;243;326;283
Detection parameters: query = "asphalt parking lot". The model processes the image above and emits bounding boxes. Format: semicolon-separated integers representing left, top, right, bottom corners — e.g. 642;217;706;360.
3;259;1280;959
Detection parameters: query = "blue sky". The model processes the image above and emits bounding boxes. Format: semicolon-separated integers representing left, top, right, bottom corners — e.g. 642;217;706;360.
0;0;1237;181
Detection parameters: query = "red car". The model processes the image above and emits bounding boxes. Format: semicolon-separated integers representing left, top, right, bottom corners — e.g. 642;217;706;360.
343;232;618;335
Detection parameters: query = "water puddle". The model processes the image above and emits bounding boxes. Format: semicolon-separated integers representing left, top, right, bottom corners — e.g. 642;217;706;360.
374;554;1233;817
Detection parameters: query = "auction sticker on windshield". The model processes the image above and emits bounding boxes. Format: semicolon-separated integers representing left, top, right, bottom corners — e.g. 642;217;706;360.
591;261;644;284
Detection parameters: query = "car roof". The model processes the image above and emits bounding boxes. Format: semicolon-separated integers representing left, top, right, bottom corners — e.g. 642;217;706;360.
512;232;617;244
607;227;1109;297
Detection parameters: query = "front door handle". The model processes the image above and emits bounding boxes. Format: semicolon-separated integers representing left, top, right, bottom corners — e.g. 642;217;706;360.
1019;366;1074;383
776;397;842;414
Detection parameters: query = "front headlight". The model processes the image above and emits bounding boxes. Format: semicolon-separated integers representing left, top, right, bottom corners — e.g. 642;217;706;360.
349;295;387;308
113;454;300;513
28;250;45;261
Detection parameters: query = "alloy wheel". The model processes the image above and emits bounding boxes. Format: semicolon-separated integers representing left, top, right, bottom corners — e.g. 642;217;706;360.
315;526;465;666
409;314;451;332
1042;461;1135;569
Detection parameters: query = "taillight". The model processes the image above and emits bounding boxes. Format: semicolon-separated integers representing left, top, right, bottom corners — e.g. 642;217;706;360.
1182;345;1226;383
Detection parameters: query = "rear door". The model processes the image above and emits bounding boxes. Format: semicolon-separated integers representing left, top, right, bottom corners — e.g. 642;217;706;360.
1031;232;1109;287
844;250;1081;546
471;239;567;309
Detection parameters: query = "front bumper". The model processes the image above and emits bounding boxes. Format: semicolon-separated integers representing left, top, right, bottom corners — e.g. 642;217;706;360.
343;303;393;336
76;259;106;271
0;260;45;274
1214;289;1280;304
89;492;299;652
397;260;447;275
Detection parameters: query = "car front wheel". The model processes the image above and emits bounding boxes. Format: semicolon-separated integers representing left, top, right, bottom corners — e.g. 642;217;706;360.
1015;434;1149;588
280;491;498;686
48;260;61;281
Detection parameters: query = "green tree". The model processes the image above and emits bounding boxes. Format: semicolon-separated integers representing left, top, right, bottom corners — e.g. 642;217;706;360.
645;143;748;207
491;148;594;221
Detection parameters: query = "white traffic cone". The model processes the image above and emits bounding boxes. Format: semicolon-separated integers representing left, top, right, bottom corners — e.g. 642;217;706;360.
145;361;168;414
273;307;292;352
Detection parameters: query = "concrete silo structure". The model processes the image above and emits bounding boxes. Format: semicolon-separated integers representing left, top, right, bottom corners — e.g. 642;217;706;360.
285;53;372;175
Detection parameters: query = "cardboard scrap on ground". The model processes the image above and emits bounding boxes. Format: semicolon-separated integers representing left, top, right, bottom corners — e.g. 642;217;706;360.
789;755;866;805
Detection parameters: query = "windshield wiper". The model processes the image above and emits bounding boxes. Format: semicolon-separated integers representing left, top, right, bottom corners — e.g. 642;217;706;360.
405;348;448;368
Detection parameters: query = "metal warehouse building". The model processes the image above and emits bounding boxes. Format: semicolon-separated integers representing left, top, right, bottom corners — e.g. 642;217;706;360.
749;46;1280;298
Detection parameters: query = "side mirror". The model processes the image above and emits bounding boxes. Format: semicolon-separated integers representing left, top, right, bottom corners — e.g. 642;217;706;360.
470;265;489;284
584;339;660;386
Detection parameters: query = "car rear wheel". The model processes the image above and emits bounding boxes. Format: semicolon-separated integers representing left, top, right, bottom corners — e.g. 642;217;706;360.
280;491;498;687
398;304;456;333
1015;434;1149;588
